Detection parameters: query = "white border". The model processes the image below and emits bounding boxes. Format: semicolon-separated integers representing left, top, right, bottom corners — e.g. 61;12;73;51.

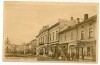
0;0;99;65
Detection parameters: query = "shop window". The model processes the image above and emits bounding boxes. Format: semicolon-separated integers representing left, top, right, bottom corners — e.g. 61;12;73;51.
87;47;90;56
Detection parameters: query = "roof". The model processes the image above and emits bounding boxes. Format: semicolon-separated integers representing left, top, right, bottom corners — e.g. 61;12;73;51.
48;22;59;30
59;15;97;34
76;15;97;26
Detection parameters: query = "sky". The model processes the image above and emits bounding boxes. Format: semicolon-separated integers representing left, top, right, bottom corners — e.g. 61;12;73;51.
3;2;98;45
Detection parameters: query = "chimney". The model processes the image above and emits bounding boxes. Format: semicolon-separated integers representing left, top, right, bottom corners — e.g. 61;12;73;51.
84;14;88;20
77;18;80;23
71;17;73;20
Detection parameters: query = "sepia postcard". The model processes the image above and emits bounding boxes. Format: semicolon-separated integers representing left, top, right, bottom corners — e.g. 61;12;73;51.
3;1;98;63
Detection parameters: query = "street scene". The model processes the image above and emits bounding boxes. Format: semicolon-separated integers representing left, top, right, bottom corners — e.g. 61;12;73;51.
3;2;98;62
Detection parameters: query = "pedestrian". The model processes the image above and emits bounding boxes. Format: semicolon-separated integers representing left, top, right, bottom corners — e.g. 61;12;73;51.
49;50;53;57
76;53;79;61
58;50;61;58
61;50;64;60
67;53;70;61
82;52;85;60
74;53;76;61
71;52;75;61
92;52;96;62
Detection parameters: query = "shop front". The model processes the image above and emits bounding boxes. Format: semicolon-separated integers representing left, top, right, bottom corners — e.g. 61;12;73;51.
77;40;96;61
69;42;77;61
38;45;45;55
58;43;68;60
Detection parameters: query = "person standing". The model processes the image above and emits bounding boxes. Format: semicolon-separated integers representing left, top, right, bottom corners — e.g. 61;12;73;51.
67;53;70;61
76;53;79;61
92;52;96;62
71;52;75;61
82;52;85;60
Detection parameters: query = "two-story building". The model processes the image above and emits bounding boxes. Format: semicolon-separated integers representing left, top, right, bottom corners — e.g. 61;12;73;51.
59;17;78;57
48;22;59;54
36;25;49;56
76;14;97;60
59;14;97;61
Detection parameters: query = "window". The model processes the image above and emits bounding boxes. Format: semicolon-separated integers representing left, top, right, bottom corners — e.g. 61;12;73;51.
49;34;51;42
71;32;74;40
81;30;84;40
61;36;62;41
82;25;84;28
45;35;46;42
39;38;40;44
46;35;48;42
89;28;93;38
65;33;66;40
43;36;44;43
41;37;42;44
56;31;58;40
45;35;47;42
87;47;90;56
53;32;54;41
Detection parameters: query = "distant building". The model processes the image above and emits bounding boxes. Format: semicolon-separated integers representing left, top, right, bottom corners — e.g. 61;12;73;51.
5;37;11;53
30;39;37;55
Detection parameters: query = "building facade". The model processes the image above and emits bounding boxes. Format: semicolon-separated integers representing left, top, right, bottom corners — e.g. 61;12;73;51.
59;14;97;61
76;14;97;60
35;14;97;61
59;17;78;60
36;25;49;56
30;39;37;55
48;22;59;55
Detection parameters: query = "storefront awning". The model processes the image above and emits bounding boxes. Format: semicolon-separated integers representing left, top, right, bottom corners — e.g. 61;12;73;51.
77;40;96;47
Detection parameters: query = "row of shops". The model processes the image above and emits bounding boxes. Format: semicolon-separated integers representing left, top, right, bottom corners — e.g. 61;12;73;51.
36;14;97;61
37;40;96;61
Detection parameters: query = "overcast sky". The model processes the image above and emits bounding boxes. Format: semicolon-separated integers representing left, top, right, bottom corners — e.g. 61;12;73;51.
4;2;98;45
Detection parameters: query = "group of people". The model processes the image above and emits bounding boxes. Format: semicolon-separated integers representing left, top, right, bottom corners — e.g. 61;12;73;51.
48;49;82;61
38;47;96;61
